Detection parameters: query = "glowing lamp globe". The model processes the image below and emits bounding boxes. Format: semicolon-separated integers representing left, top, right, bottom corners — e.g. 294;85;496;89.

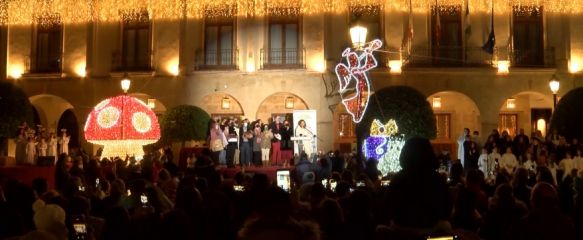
84;95;160;160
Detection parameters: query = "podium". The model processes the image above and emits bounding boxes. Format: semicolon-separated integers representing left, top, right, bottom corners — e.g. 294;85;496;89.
291;136;316;160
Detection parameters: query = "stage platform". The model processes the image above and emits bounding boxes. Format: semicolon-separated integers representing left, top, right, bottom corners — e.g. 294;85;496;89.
0;165;292;189
0;166;56;189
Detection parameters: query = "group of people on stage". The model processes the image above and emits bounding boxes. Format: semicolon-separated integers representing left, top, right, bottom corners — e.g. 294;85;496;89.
455;126;583;182
14;122;71;165
207;116;316;167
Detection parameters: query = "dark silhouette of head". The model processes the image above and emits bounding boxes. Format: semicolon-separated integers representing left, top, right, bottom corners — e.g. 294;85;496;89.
399;137;438;172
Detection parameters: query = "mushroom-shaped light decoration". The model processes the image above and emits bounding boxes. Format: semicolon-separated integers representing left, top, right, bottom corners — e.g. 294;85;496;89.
84;95;160;160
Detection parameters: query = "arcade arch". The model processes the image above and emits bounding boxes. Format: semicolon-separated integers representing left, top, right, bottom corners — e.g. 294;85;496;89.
498;91;553;137
199;92;245;121
256;92;308;123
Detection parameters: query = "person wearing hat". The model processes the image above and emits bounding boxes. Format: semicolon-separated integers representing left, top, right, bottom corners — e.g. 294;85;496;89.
58;129;70;156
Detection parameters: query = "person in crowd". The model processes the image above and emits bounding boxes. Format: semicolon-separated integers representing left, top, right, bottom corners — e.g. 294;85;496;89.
478;148;494;175
38;137;48;158
507;182;576;240
225;119;238;167
500;147;518;176
25;137;36;165
479;184;528;240
58;130;70;156
271;117;283;166
457;128;470;168
252;121;263;166
385;137;453;238
48;132;58;158
280;120;294;167
512;168;532;208
260;125;273;167
559;152;575;180
295;119;315;159
208;121;224;165
465;141;480;170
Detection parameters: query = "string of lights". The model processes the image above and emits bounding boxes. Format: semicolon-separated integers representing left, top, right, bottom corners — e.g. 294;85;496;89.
1;0;580;25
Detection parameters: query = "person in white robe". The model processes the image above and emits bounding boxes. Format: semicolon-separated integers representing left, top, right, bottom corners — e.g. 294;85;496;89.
59;131;70;155
25;137;36;165
500;147;518;175
457;128;470;167
478;148;491;175
38;138;48;157
559;152;575;179
48;133;58;157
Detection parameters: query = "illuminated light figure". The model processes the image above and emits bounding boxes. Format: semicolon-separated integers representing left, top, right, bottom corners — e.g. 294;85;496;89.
84;95;160;160
335;39;382;123
363;119;405;176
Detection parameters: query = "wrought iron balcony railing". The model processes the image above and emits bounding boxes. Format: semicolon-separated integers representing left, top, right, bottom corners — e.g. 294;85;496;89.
195;49;239;70
260;48;305;70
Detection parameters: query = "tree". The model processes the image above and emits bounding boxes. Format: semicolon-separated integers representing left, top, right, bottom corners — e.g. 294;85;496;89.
355;86;436;155
0;81;33;156
549;87;583;141
160;105;211;147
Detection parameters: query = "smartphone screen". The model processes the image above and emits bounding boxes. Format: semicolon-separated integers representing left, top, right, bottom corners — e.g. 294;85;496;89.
321;179;328;188
276;170;291;192
234;185;245;192
140;193;148;205
95;178;100;188
427;236;458;240
381;180;390;187
356;181;365;187
330;179;337;192
73;223;87;234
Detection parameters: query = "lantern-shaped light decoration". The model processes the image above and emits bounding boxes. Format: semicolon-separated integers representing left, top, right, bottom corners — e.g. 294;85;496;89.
84;95;160;160
350;25;367;50
506;98;516;109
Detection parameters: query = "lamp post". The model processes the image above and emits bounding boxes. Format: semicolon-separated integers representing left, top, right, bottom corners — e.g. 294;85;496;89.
549;74;560;112
350;24;367;50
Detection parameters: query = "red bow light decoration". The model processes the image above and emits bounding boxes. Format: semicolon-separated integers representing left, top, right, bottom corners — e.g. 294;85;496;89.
335;39;382;123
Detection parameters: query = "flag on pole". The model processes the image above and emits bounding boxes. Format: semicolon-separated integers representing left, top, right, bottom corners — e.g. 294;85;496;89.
464;0;471;36
434;1;441;46
406;0;414;55
482;3;495;54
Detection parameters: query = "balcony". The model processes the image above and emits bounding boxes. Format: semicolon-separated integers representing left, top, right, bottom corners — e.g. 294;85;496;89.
111;50;153;72
260;48;305;70
510;47;555;68
195;49;239;70
28;55;62;74
404;46;493;67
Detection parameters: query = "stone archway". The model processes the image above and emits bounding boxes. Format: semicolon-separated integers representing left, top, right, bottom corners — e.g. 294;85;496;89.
427;91;481;159
256;92;308;123
29;94;75;133
199;92;245;121
498;91;553;137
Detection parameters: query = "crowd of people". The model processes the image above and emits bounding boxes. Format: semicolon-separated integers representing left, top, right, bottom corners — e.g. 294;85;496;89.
2;121;583;239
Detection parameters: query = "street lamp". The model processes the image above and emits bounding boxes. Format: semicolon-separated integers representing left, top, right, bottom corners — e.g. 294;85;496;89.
121;76;131;94
549;74;560;111
350;24;367;50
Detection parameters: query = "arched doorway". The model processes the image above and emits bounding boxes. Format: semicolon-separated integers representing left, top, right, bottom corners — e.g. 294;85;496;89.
427;91;481;159
57;109;80;149
256;92;308;124
199;92;244;122
332;103;357;153
498;91;552;137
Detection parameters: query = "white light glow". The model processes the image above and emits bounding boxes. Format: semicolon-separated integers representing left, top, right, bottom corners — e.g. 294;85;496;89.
74;62;86;77
388;60;402;74
350;25;367;50
497;60;510;74
569;59;582;73
537;118;547;137
121;79;131;93
432;96;442;109
167;58;180;76
506;98;516;109
8;65;24;79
